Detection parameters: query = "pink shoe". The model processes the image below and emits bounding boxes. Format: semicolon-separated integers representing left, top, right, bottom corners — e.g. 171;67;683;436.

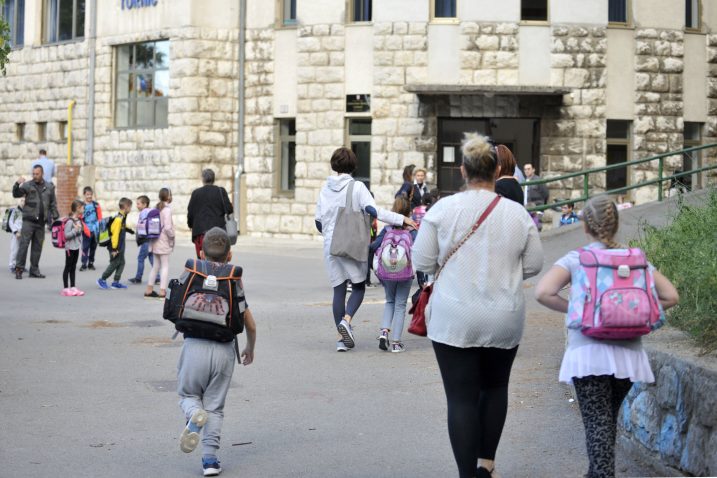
61;288;73;296
70;287;85;296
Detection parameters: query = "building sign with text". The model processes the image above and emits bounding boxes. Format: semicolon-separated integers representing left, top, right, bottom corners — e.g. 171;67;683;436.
122;0;158;10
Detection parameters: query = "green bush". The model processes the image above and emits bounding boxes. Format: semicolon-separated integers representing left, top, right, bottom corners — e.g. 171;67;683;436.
634;190;717;353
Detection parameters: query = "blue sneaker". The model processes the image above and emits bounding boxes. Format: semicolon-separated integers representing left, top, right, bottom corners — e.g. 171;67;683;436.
202;457;222;476
180;409;208;453
110;282;128;289
97;278;109;290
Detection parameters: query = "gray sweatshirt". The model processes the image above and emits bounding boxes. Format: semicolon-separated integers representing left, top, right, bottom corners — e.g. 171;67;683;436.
64;218;83;251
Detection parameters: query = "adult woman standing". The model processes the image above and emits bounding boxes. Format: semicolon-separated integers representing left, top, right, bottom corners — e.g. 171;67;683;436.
494;145;524;205
412;134;544;478
395;164;415;199
145;188;175;299
316;148;415;352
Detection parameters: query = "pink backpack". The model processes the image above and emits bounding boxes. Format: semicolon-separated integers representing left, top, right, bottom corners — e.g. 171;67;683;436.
374;227;414;282
51;218;70;249
566;247;665;340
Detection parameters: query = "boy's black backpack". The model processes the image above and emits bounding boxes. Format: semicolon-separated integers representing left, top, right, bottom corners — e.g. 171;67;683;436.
2;208;14;233
163;259;245;343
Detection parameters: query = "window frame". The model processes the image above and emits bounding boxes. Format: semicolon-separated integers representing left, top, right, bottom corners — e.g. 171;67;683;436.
2;0;25;48
347;0;372;24
605;120;632;196
37;122;47;142
608;0;632;28
683;122;703;189
276;0;297;28
43;0;85;44
430;0;458;24
345;117;372;190
113;40;170;130
520;0;549;24
685;0;702;32
274;118;297;196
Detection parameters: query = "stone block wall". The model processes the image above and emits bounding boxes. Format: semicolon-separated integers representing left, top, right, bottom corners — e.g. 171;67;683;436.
633;29;685;204
704;34;717;187
459;22;519;86
618;345;717;476
544;25;607;201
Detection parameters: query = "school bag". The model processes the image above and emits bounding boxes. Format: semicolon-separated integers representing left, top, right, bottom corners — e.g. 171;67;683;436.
566;247;665;340
374;227;414;282
50;218;71;248
98;216;114;247
163;259;246;343
137;208;162;244
2;208;13;233
412;205;427;228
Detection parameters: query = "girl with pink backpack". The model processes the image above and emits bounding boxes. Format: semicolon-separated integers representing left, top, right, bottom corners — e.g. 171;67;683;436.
535;195;679;478
370;196;418;353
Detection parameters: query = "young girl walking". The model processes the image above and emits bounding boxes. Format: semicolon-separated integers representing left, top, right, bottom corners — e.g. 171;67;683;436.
370;197;417;353
62;200;86;296
535;195;679;478
145;188;175;299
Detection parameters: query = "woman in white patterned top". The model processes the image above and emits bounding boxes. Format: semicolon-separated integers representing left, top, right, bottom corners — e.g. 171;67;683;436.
412;134;543;478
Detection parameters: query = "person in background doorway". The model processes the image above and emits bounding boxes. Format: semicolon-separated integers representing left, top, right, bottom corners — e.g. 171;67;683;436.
411;168;429;209
494;145;524;205
187;169;233;260
12;165;59;280
395;164;416;200
8;198;24;273
523;163;549;206
559;202;580;227
32;149;56;185
80;186;103;271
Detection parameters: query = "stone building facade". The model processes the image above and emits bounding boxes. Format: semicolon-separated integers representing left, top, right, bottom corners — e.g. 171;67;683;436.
2;0;717;237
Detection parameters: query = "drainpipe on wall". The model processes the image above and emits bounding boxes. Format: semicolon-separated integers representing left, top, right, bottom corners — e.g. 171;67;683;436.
67;100;76;165
85;0;98;167
234;0;246;232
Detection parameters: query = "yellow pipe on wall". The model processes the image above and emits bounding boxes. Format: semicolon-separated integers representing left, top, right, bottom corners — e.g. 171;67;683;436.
67;100;76;166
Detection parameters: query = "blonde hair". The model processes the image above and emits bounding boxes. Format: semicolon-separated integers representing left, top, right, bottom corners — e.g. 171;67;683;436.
461;133;497;182
582;195;621;249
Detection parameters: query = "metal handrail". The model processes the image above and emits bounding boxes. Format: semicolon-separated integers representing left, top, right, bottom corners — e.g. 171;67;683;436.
522;143;717;213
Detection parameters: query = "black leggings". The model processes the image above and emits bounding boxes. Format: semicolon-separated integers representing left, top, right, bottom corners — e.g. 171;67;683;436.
63;249;80;288
332;281;366;326
432;341;519;478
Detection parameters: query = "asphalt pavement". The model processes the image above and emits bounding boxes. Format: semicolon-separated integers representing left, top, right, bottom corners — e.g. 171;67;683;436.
2;191;706;477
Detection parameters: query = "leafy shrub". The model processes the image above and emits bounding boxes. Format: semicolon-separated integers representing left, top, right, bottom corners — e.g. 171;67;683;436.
634;190;717;353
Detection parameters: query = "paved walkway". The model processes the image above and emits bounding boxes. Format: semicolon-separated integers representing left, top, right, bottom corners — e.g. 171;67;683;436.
1;192;706;477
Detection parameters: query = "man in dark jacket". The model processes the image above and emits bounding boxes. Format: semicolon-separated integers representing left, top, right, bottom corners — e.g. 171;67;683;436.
187;169;233;259
523;163;550;206
12;165;59;279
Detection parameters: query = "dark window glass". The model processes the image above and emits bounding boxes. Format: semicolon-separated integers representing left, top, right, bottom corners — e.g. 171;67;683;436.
352;0;371;22
58;0;73;41
606;144;628;191
279;119;296;191
434;0;456;18
608;0;627;23
283;0;296;25
606;120;630;139
686;0;699;29
348;119;372;190
75;0;84;38
521;0;548;21
44;0;84;42
2;0;25;47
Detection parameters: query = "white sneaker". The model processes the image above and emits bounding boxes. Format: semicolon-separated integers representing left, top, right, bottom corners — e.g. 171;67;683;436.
337;320;355;348
391;342;406;353
336;340;348;352
179;409;208;453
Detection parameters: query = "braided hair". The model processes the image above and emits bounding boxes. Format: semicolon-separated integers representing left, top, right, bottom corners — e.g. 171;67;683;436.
582;195;621;249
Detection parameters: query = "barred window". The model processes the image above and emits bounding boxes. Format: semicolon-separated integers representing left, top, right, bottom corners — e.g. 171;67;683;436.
115;40;170;129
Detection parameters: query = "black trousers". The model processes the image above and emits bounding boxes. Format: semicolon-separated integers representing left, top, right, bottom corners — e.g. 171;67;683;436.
433;341;519;478
15;220;45;274
63;249;80;288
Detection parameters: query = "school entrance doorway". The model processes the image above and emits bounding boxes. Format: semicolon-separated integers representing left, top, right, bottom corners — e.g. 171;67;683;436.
437;118;540;194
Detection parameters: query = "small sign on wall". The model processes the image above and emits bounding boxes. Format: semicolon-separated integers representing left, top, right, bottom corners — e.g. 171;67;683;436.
346;94;370;113
122;0;158;10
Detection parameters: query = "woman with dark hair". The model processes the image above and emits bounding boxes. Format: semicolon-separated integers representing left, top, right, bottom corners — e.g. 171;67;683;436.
412;134;543;478
494;144;524;205
145;188;175;299
316;147;416;352
395;164;415;199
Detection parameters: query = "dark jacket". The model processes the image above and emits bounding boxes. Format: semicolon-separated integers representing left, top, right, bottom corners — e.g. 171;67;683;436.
187;185;233;239
12;179;58;224
525;175;549;205
495;177;524;205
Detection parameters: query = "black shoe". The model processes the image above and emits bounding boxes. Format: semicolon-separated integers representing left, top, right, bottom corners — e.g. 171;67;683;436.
79;265;87;271
15;269;22;280
88;264;96;270
128;278;141;284
476;466;494;478
29;272;46;279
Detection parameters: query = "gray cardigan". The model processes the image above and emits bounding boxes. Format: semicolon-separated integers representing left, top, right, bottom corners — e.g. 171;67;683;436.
64;218;83;251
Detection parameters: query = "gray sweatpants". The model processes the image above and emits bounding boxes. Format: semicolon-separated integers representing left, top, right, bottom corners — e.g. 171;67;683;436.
177;338;236;457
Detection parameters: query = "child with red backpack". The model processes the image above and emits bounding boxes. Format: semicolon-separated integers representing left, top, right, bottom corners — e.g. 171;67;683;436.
370;196;417;353
535;195;679;478
61;200;86;296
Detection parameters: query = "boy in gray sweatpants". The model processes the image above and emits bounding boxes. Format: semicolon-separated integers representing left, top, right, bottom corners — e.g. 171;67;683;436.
175;227;257;477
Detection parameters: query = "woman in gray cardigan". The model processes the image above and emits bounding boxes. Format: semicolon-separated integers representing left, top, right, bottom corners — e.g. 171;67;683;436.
412;134;543;478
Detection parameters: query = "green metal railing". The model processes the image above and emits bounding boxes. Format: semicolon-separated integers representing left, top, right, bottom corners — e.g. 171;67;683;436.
522;143;717;213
